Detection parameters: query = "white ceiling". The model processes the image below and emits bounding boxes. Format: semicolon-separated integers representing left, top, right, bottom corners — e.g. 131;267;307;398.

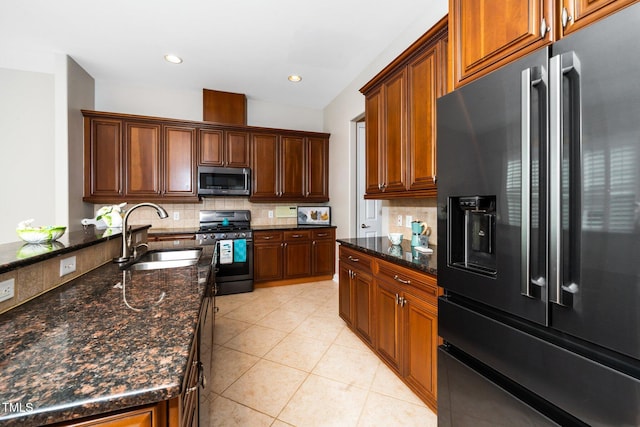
0;0;440;110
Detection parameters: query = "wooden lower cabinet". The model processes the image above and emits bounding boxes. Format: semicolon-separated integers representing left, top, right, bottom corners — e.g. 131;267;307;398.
254;228;335;285
338;248;374;346
338;245;439;412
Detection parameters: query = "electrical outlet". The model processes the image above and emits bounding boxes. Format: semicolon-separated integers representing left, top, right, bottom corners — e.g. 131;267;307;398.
405;215;413;227
173;211;180;221
59;256;77;277
397;215;403;226
268;210;274;218
135;233;142;243
0;278;15;303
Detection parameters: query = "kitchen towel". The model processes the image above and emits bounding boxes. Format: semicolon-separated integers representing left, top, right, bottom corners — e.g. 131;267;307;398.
234;239;247;263
219;240;233;264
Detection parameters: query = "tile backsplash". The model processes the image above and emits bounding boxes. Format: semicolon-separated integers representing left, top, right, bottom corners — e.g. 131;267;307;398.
91;199;327;230
383;198;437;246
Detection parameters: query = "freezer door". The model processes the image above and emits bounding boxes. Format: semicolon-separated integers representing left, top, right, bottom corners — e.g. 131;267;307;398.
549;2;640;360
437;48;549;325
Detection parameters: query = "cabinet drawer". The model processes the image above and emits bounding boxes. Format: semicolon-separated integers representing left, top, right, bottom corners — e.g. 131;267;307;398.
339;247;373;271
312;228;335;240
377;260;438;303
254;231;283;243
284;230;311;241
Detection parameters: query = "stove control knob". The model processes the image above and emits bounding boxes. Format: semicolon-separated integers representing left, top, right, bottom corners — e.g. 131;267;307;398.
221;233;227;239
201;235;208;240
240;232;247;238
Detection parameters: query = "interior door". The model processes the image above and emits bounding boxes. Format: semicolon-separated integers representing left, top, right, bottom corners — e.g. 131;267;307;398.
357;122;382;238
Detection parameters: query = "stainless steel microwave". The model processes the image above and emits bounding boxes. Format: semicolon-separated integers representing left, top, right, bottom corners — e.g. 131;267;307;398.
197;166;251;196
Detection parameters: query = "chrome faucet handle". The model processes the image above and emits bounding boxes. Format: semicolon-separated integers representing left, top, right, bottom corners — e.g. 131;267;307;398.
132;242;148;259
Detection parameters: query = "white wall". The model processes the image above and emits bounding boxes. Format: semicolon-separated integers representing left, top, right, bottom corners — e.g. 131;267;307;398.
0;68;56;244
95;81;324;132
323;1;448;241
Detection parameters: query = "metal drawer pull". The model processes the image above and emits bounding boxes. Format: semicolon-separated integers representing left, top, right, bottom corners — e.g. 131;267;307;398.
318;233;328;237
347;255;359;262
292;234;302;238
393;275;411;285
262;236;273;240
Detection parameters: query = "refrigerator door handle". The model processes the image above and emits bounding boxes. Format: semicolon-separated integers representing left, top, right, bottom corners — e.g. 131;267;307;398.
521;65;547;299
549;51;582;307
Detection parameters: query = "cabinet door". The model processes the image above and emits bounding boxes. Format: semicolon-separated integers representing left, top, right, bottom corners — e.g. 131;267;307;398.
225;131;250;167
560;0;637;36
375;279;403;373
408;44;438;192
280;136;305;199
382;68;407;193
450;0;553;87
311;230;335;276
403;291;438;407
254;242;283;282
353;269;374;346
125;122;161;197
338;263;354;326
163;125;197;198
365;87;383;196
283;235;311;278
250;133;279;200
306;137;329;201
84;117;123;200
198;128;224;166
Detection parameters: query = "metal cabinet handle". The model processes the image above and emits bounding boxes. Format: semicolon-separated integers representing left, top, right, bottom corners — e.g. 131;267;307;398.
540;17;550;37
561;7;572;28
347;255;359;262
291;234;302;238
263;236;273;240
395;293;400;305
317;233;329;237
393;274;411;285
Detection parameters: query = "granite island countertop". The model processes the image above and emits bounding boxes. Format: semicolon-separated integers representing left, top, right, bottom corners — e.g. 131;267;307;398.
337;237;437;276
0;242;213;426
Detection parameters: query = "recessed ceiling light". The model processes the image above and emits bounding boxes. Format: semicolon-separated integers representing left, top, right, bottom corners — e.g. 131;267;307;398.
288;75;302;82
164;54;183;64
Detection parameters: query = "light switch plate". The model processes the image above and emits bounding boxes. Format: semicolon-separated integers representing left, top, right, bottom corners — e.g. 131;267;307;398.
397;215;403;226
405;215;413;228
60;256;77;277
0;278;15;303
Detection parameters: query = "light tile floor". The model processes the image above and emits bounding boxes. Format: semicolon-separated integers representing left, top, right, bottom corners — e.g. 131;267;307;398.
199;279;437;427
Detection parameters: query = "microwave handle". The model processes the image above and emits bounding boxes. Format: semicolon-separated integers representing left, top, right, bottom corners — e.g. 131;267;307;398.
244;169;249;192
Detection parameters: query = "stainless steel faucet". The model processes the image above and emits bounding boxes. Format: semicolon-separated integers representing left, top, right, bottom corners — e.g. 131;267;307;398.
113;202;168;263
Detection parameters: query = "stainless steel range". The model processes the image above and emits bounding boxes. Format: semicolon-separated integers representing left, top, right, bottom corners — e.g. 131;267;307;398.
196;210;253;295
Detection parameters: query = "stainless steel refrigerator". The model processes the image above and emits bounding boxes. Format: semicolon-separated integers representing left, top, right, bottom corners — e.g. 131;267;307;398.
437;4;640;426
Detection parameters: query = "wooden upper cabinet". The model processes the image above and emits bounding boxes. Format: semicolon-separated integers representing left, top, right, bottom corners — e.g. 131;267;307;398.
365;87;383;196
306;137;329;201
250;133;279;200
280;136;305;199
163;125;197;198
225;131;250;167
451;0;636;87
450;0;554;87
408;43;439;191
198;128;224;166
560;0;638;36
361;16;447;199
249;133;330;202
125;122;162;197
382;68;407;194
84;117;123;200
198;128;250;167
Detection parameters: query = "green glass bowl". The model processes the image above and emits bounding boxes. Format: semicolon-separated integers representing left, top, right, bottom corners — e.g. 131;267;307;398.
16;226;66;244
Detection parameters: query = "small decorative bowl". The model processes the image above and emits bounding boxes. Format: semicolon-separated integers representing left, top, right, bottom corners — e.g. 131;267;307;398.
16;226;66;244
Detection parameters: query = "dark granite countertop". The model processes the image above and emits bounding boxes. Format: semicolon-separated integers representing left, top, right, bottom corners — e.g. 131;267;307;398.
0;226;150;275
337;237;437;276
0;242;213;425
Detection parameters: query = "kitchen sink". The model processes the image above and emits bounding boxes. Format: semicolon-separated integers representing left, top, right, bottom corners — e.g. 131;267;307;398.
124;248;202;271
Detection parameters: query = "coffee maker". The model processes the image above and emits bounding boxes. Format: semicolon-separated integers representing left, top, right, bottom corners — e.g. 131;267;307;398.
411;221;429;247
